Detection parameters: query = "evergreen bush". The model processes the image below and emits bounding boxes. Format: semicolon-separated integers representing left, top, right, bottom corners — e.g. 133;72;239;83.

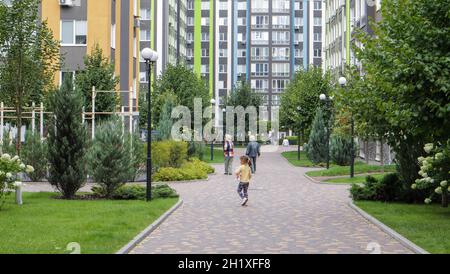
330;134;354;166
21;130;47;182
306;108;329;164
47;80;88;199
88;119;131;198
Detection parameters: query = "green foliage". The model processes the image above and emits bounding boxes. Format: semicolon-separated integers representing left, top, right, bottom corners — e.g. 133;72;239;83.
0;154;33;209
307;108;329;164
156;92;178;140
88;119;131;198
1;130;16;156
413;142;450;207
21;131;47;182
340;0;450;185
124;133;145;182
95;184;179;200
150;140;189;171
330;134;354;166
225;81;262;109
351;173;407;202
152;158;214;182
75;44;119;116
0;0;60;153
152;64;210;126
47;80;88;199
280;67;332;136
187;141;206;161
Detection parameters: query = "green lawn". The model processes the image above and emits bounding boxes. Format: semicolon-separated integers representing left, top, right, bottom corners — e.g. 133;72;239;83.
0;192;178;254
202;148;225;164
355;201;450;254
306;162;397;177
325;174;387;184
281;151;317;167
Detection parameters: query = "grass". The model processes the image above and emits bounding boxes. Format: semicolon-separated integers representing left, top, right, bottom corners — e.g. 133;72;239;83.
306;162;397;177
202;148;225;164
0;192;178;254
325;174;387;184
281;151;317;167
355;201;450;254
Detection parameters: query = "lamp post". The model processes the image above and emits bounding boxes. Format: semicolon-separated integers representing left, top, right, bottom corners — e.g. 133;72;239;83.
297;106;302;161
210;98;216;161
320;93;332;170
339;76;355;178
141;48;159;201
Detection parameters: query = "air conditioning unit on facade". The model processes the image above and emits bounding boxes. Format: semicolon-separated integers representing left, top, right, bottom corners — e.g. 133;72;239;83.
59;0;74;7
134;17;141;28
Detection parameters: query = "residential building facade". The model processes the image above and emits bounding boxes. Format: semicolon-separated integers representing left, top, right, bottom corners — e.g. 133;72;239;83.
185;0;324;119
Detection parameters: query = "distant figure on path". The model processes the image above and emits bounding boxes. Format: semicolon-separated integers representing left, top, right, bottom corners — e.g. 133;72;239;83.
235;155;252;206
246;135;260;174
223;134;234;175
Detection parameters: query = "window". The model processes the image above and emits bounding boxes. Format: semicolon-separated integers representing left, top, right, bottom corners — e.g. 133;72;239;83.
202;32;210;41
61;20;87;45
314;1;322;10
314;17;322;26
219;48;228;57
272;63;290;77
251;47;269;61
202;48;209;57
139;72;148;83
272;47;290;61
219;64;227;73
111;24;116;48
314;32;321;42
251;63;269;77
251;16;269;29
314;48;322;58
140;8;150;20
219;32;227;41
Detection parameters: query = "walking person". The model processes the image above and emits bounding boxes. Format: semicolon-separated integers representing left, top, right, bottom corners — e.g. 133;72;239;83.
235;156;252;206
246;135;260;174
223;134;234;175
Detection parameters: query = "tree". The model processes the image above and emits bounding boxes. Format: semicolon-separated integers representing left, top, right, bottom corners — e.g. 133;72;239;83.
21;130;47;182
75;44;119;116
156;92;178;140
306;108;329;164
47;80;88;199
224;82;263;142
153;64;210;125
88;119;131;198
280;67;333;138
342;0;450;185
0;0;60;154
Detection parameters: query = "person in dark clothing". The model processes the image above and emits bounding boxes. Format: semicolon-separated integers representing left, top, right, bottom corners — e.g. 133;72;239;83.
246;135;260;174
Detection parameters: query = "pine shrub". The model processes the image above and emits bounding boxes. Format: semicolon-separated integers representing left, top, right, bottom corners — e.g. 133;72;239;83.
307;108;329;164
330;134;354;166
47;80;88;199
21;130;47;182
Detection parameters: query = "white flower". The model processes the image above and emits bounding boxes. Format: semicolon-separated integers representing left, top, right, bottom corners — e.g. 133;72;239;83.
425;198;432;204
411;184;417;190
6;172;12;179
424;143;434;154
12;155;19;161
19;163;26;170
440;181;448;188
13;181;22;187
435;153;444;160
435;187;443;195
1;153;11;161
26;165;34;173
418;156;425;163
0;171;4;176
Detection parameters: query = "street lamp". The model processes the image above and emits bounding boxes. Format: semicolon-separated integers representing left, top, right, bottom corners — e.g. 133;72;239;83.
210;98;216;161
339;76;355;178
141;48;159;201
320;93;332;170
297;106;302;161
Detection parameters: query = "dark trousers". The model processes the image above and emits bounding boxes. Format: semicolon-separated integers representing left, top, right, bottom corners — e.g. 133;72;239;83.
237;182;249;199
250;157;257;174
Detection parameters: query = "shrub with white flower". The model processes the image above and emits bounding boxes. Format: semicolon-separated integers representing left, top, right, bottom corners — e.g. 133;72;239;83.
413;141;450;208
0;154;34;210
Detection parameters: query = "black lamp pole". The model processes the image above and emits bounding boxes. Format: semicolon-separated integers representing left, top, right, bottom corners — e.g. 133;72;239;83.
146;60;153;201
350;114;355;178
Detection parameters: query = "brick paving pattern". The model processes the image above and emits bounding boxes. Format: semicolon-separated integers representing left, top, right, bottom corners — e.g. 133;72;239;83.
131;147;413;254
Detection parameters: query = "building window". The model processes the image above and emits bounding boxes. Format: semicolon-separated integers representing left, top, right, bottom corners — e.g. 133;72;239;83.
314;48;322;58
61;20;87;45
313;1;322;10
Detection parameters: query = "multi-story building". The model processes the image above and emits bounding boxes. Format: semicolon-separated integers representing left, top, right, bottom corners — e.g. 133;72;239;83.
139;0;187;91
323;0;382;78
185;0;323;119
40;0;141;105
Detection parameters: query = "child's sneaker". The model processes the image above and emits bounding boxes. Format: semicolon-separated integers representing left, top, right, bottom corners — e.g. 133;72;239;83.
241;198;248;206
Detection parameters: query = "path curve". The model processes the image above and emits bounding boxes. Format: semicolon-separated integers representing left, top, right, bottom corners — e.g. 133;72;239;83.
131;147;413;254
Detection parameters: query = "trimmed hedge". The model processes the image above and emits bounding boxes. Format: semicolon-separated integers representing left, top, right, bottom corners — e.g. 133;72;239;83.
152;158;215;182
109;184;179;200
151;140;188;170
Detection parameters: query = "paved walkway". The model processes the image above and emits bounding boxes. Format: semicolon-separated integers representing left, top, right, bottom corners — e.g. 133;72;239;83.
131;147;413;254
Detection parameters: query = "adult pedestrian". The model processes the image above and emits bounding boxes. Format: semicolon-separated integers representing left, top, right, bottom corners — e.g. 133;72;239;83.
246;135;260;174
223;134;234;175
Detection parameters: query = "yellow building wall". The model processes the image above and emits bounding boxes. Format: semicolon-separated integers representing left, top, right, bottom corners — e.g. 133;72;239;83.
41;0;61;86
87;0;112;57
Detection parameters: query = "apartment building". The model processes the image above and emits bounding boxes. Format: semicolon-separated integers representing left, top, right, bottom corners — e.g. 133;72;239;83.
40;0;141;104
139;0;187;91
323;0;382;78
185;0;324;119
